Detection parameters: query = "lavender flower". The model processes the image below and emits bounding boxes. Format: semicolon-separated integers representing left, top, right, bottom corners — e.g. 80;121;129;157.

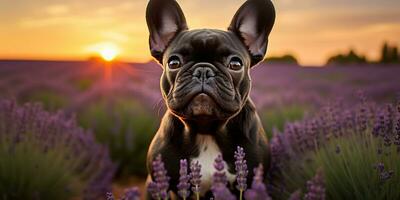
234;146;248;200
374;162;385;172
120;187;140;200
288;190;302;200
177;159;190;199
190;160;202;200
395;101;400;151
148;181;160;200
213;154;228;186
212;183;236;200
335;145;341;154
211;154;236;200
106;192;115;200
380;170;395;182
304;170;325;200
244;164;271;200
149;154;170;200
374;162;394;183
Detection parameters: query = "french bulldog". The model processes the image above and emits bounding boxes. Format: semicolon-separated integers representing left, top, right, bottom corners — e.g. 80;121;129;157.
145;0;275;199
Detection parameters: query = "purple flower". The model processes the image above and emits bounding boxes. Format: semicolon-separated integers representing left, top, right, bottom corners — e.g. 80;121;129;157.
335;145;341;154
211;154;236;200
385;104;394;133
234;146;248;193
380;170;395;182
374;162;385;172
304;170;325;200
189;160;202;198
120;187;140;200
244;164;271;200
148;181;160;200
177;159;190;199
288;190;302;200
149;154;170;200
394;102;400;149
212;154;228;186
377;110;386;137
106;192;115;200
374;162;394;183
212;183;236;200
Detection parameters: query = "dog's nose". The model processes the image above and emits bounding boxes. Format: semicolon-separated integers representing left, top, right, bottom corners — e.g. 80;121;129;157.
192;67;215;82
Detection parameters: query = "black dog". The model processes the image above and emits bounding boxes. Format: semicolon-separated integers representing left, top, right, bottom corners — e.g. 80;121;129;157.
145;0;275;198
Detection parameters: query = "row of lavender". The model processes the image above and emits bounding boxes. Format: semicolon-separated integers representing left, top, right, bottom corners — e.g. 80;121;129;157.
0;61;162;112
107;148;324;200
1;61;400;111
251;64;400;108
0;99;115;199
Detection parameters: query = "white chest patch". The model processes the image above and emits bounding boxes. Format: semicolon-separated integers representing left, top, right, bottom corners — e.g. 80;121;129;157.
190;135;236;195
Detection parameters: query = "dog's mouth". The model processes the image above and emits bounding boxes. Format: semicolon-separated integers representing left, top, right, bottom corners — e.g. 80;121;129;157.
187;93;217;116
168;77;240;120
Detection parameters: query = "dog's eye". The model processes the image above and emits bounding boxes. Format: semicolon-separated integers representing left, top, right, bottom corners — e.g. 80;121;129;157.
168;56;181;69
228;57;243;71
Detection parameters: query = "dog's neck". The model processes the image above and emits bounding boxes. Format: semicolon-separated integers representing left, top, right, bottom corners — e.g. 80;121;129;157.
183;118;225;135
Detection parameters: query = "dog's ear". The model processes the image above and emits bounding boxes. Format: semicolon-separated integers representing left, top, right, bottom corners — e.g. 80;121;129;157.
228;0;275;65
146;0;188;62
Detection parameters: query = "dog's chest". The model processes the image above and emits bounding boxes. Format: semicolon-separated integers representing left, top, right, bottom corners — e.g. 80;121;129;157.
190;135;236;195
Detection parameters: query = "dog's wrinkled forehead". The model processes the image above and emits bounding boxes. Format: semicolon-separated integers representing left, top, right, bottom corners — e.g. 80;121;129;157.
165;29;250;63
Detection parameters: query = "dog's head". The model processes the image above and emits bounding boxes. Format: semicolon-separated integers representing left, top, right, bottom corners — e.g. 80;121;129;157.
146;0;275;122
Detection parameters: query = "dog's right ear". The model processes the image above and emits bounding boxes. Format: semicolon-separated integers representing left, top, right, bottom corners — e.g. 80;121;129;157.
146;0;188;62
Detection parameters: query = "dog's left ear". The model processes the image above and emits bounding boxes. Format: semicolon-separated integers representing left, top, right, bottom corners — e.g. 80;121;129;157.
146;0;188;62
228;0;275;65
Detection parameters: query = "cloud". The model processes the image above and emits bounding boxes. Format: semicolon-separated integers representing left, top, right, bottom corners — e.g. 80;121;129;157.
100;31;130;42
19;16;113;28
45;4;70;15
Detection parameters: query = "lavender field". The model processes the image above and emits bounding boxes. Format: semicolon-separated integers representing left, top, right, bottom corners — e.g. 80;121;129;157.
0;60;399;199
1;60;399;124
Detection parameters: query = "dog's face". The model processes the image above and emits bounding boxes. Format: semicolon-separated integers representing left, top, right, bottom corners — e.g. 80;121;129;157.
146;0;275;122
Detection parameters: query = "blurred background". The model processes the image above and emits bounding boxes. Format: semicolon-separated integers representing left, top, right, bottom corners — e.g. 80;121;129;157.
0;0;399;199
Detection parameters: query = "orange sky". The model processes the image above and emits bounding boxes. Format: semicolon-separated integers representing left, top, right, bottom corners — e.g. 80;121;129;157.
1;0;399;66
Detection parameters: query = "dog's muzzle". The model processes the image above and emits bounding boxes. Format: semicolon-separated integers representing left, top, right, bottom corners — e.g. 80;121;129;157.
188;63;219;116
192;63;215;85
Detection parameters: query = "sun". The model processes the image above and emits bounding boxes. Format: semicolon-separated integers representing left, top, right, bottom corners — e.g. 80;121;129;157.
86;42;122;62
99;47;118;62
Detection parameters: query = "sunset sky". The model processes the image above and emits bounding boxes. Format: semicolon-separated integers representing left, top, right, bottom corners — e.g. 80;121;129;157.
1;0;399;66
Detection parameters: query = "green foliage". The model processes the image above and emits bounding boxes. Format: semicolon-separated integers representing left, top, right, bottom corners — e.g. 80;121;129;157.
317;134;399;199
265;54;299;65
78;98;158;177
23;90;68;111
0;137;83;200
380;42;399;64
327;49;367;65
260;104;308;138
279;129;400;200
326;42;400;65
381;42;390;63
0;100;113;200
72;78;94;91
